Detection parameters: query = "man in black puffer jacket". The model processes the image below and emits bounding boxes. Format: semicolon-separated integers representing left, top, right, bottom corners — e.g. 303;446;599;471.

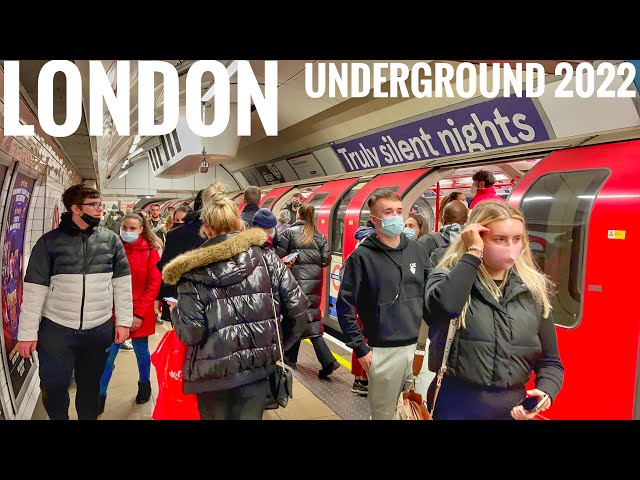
163;221;309;419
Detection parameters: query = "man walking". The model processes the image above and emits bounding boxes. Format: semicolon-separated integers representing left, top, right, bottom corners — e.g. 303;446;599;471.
337;190;430;420
17;184;133;420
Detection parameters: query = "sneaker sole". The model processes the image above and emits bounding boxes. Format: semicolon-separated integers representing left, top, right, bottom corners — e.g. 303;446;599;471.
351;388;368;396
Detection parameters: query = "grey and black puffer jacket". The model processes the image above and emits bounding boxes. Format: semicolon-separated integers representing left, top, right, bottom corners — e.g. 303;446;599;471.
276;221;330;338
162;228;309;394
18;212;133;341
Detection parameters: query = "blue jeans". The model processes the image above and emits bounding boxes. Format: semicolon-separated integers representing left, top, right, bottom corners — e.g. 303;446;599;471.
99;337;151;396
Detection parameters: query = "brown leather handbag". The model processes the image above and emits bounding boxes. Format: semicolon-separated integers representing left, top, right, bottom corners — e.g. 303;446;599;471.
394;324;432;420
395;316;459;421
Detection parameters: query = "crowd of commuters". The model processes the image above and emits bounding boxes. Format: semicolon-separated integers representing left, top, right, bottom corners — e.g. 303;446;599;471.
15;169;562;420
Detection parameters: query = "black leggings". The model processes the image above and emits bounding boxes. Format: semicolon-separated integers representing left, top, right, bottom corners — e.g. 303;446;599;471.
429;376;525;420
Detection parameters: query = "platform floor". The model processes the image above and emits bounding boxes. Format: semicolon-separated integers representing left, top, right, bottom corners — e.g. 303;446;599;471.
31;322;373;420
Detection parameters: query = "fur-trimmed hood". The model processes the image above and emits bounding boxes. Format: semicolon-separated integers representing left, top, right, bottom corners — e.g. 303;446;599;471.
162;228;268;286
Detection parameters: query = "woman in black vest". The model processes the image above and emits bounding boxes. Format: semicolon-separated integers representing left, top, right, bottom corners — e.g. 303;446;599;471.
277;204;339;379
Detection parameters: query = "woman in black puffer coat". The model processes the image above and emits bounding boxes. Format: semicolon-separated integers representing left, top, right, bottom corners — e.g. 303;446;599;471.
276;204;339;379
162;181;309;420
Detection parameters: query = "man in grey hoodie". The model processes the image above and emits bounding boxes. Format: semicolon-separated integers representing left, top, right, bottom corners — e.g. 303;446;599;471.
419;200;468;269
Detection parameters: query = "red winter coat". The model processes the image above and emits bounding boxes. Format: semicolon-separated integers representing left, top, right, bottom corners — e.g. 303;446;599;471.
122;236;162;339
469;187;504;209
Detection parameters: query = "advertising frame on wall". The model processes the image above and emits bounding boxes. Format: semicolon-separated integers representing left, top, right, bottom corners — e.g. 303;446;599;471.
0;162;39;414
0;153;12;418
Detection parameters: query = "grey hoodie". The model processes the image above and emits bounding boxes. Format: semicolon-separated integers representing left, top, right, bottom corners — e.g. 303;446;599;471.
418;223;463;269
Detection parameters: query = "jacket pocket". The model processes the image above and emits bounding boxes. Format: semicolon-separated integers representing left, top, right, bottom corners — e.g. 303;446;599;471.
374;296;423;342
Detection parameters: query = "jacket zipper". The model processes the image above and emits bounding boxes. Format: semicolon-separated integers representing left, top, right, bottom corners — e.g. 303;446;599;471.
79;235;87;330
189;346;198;373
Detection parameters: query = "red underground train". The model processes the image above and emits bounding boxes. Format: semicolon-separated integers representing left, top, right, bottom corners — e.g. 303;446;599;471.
164;138;640;420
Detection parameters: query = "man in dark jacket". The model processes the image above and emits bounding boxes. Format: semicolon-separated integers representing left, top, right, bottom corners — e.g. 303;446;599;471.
155;190;206;321
281;192;304;226
419;199;468;269
337;189;430;419
240;186;261;227
16;184;133;420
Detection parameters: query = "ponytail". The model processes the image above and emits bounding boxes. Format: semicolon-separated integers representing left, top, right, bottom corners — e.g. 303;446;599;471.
296;204;316;246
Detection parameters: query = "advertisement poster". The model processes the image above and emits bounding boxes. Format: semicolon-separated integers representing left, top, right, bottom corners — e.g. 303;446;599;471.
1;172;36;401
52;204;60;230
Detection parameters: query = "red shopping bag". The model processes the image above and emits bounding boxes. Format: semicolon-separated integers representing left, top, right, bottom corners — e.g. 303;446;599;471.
151;329;200;420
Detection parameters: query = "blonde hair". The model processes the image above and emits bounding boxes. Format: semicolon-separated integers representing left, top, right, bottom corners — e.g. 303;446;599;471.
296;204;316;246
200;181;242;235
437;200;554;328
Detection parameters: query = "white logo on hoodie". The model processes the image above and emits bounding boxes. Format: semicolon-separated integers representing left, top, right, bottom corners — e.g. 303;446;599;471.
409;262;416;275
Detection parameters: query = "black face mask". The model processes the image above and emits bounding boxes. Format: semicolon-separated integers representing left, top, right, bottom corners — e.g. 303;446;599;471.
292;201;301;208
81;213;101;228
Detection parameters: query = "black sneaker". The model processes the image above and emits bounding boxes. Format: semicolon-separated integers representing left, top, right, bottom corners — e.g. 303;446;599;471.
318;361;340;379
351;380;368;396
136;381;152;404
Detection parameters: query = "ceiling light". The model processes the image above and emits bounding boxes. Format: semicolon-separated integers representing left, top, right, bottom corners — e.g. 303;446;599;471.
118;170;129;179
133;135;141;144
129;143;138;154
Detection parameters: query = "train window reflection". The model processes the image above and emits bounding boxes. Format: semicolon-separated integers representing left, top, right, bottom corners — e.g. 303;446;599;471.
519;169;609;328
306;193;329;224
332;190;359;256
261;198;275;210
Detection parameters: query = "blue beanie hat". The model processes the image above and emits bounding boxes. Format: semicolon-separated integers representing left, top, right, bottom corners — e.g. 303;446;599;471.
252;208;277;229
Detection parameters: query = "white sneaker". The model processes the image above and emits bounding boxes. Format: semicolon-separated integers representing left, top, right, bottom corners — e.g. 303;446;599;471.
121;339;134;351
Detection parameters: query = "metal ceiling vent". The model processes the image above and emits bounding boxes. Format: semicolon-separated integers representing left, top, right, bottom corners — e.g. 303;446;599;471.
150;104;240;179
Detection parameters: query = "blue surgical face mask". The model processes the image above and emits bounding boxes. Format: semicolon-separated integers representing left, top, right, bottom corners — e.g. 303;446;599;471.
403;228;417;239
120;231;140;243
372;215;404;238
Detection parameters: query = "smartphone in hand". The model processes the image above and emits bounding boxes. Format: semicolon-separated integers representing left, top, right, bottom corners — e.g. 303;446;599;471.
519;394;549;414
163;297;178;303
281;252;300;264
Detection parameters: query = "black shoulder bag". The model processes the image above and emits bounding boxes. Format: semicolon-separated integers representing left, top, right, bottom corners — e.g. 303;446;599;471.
262;254;294;408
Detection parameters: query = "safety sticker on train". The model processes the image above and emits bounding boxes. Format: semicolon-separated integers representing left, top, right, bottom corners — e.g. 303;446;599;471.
607;230;626;240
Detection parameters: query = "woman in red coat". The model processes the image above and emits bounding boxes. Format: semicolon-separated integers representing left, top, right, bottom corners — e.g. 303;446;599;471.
98;213;162;415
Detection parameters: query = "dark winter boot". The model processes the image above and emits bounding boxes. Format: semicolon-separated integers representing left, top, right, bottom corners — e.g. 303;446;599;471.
98;395;106;415
136;381;151;404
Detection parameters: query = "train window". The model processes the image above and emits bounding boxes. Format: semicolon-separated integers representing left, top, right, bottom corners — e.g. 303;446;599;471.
305;192;329;224
519;169;609;328
332;190;359;255
359;186;400;227
410;194;436;234
261;198;275;210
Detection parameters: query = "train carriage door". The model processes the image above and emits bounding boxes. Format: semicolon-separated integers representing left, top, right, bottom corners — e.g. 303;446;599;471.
304;178;359;320
324;168;431;331
259;186;294;211
509;140;640;419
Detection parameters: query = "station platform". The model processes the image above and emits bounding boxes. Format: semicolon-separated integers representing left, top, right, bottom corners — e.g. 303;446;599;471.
30;322;373;420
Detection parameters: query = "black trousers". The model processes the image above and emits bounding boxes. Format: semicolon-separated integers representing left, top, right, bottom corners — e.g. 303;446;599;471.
37;318;113;420
285;336;335;368
196;378;270;420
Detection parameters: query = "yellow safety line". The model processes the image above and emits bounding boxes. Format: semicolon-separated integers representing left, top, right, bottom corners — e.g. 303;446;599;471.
304;338;352;370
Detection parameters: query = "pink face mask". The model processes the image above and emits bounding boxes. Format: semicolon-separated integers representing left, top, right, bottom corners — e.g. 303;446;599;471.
483;243;521;270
